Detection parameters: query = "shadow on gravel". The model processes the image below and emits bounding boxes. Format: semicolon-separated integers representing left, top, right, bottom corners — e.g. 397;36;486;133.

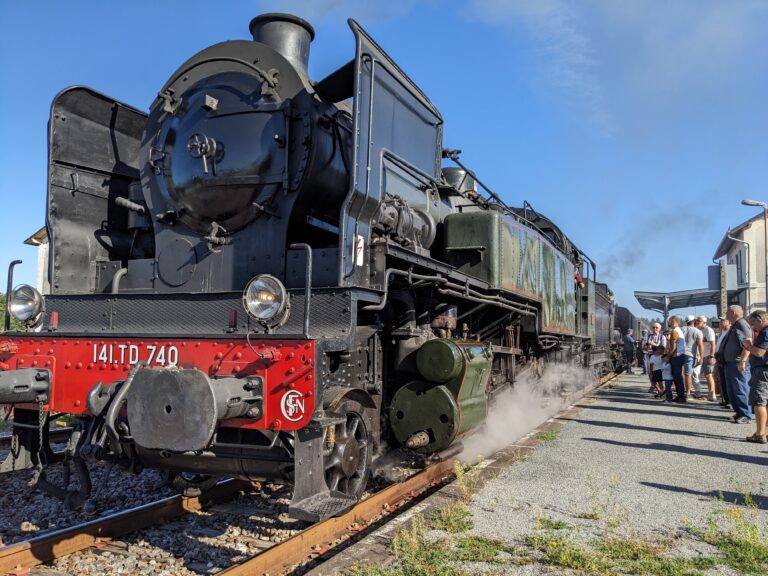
571;419;736;441
583;438;768;467
596;395;729;410
640;482;768;510
583;405;732;421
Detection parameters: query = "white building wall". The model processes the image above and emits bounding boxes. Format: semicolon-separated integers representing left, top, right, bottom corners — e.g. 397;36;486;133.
36;240;50;295
728;218;766;313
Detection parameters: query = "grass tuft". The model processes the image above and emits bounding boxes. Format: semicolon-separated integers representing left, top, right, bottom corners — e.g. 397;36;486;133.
536;515;569;531
534;429;560;442
524;532;611;573
691;508;768;574
454;535;515;563
432;501;474;533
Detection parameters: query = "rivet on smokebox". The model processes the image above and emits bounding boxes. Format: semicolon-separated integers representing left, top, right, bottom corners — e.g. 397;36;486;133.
270;419;282;430
76;362;82;369
74;400;81;407
287;367;296;375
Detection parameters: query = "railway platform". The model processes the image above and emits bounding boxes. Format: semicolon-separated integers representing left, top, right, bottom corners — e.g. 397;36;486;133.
311;372;768;575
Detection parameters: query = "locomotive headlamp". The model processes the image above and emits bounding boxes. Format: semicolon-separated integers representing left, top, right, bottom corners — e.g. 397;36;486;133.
243;275;289;325
9;284;44;326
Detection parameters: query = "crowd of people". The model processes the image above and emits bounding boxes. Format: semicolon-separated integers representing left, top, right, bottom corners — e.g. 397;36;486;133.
622;305;768;445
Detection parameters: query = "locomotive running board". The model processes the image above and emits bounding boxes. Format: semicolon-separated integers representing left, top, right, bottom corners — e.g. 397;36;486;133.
289;424;357;522
289;491;357;523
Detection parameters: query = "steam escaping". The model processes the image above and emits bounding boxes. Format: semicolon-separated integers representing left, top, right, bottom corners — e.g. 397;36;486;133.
460;362;597;462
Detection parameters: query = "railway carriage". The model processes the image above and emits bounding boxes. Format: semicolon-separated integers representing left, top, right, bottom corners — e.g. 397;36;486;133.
2;13;623;520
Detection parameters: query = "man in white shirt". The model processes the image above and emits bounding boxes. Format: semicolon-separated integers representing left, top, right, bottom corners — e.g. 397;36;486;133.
681;315;704;397
695;315;717;400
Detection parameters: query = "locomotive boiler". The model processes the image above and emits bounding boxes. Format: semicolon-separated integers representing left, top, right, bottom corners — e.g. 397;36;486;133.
1;13;614;520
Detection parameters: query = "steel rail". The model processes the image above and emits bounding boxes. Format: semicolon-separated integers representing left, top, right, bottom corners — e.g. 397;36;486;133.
0;428;72;451
219;458;457;576
0;480;249;574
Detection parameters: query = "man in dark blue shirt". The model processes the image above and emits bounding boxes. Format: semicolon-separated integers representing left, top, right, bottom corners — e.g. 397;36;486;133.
623;329;636;375
742;310;768;443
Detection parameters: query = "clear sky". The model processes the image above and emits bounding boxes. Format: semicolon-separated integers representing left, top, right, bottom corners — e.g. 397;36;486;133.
1;0;767;318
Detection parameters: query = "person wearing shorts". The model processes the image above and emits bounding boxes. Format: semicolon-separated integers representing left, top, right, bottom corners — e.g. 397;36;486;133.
695;315;717;400
681;315;704;397
742;310;768;444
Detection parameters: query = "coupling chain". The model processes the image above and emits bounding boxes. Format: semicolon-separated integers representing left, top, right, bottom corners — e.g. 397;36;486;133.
10;428;18;464
37;402;46;465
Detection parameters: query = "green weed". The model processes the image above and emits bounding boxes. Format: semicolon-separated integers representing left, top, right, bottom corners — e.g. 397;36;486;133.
691;507;768;574
454;535;515;563
534;429;560;442
536;514;569;531
454;459;482;502
432;501;473;533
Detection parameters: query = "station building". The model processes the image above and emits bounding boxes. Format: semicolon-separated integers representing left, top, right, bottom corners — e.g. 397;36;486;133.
713;212;767;314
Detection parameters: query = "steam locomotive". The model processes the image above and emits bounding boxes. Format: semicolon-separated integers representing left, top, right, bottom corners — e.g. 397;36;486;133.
1;13;622;521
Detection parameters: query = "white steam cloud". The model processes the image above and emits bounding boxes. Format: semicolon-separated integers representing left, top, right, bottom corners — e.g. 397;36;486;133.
460;362;596;461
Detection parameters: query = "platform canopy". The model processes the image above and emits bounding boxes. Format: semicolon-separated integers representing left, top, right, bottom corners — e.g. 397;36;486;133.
634;288;721;315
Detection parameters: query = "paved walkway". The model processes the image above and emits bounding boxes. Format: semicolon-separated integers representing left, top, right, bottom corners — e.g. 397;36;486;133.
468;372;768;569
311;372;768;575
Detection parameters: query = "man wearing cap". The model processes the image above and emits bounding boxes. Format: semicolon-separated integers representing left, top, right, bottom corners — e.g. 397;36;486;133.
721;305;752;424
681;315;704;397
623;329;636;374
695;315;717;400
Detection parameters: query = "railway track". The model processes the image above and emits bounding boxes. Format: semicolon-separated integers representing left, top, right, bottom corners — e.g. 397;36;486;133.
0;480;251;574
0;372;615;576
0;428;72;451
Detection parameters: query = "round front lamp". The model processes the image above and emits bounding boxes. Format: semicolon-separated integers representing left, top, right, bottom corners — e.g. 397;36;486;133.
242;275;289;326
9;284;44;327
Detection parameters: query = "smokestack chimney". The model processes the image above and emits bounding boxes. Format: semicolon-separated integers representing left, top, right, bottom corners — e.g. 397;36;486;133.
249;13;315;77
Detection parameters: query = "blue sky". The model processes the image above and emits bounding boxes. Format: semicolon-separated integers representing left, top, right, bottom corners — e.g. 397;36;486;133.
1;0;767;318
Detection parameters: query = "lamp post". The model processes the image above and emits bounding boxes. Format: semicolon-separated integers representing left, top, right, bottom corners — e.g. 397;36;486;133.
742;199;768;309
